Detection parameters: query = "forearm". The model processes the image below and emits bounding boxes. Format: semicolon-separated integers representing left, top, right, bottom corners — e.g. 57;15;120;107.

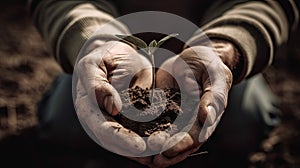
29;0;129;73
188;0;299;83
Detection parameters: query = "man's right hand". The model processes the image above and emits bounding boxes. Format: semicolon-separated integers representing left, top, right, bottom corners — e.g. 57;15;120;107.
74;40;152;156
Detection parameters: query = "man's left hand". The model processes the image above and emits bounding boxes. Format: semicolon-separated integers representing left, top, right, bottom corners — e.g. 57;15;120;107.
152;41;236;167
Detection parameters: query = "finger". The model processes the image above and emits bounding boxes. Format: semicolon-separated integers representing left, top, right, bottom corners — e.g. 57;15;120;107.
75;82;116;126
197;91;222;126
172;55;203;98
197;90;226;143
88;114;147;155
156;56;179;89
161;120;203;158
152;122;202;167
75;81;146;156
109;51;152;90
197;63;232;142
147;131;170;152
130;68;152;89
197;49;232;124
76;78;87;99
75;44;122;116
76;95;146;155
125;54;152;89
162;132;194;157
153;147;197;168
96;121;147;156
75;80;97;121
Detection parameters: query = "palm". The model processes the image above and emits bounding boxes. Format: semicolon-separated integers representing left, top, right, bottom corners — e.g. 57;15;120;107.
154;46;233;167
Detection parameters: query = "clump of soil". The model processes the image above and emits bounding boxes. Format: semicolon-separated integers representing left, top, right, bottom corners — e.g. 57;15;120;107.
115;86;192;137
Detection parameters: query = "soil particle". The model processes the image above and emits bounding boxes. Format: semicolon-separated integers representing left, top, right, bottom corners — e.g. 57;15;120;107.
115;86;190;137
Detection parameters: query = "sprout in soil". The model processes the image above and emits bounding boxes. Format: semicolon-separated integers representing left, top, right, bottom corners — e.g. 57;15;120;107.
116;33;179;102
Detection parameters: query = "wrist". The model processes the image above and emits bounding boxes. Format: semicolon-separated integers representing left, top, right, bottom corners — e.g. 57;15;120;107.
210;38;243;84
210;39;239;70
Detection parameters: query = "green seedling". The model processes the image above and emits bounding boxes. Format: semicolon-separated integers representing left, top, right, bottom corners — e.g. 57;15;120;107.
116;33;179;102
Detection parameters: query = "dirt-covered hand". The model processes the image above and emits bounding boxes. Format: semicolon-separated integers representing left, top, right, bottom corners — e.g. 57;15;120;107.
74;40;152;156
154;43;234;167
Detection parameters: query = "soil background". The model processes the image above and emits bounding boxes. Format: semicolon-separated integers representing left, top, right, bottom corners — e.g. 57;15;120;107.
0;1;300;168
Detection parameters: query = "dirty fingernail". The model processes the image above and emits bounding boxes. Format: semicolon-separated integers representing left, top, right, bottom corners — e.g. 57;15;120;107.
207;106;216;125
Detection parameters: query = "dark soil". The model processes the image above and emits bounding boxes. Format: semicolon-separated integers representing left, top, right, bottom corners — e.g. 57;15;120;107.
115;86;183;136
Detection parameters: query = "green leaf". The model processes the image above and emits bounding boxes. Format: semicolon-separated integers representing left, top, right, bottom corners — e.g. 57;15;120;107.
149;40;157;48
148;40;158;53
116;35;147;49
156;33;179;48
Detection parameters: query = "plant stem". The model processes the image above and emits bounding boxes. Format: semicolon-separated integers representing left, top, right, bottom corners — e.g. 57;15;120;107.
116;33;178;104
148;50;155;103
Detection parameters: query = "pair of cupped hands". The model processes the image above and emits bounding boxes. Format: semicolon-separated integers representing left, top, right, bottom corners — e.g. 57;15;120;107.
75;36;236;168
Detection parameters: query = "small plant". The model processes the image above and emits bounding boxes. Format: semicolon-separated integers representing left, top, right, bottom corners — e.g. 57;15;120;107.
116;33;179;102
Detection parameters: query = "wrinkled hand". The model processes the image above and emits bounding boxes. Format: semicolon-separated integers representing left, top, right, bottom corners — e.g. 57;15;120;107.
153;41;235;167
74;40;153;157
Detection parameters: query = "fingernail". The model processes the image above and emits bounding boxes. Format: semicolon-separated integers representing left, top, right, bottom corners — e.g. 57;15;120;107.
111;104;119;116
105;96;121;116
113;96;122;116
104;96;113;115
207;106;216;125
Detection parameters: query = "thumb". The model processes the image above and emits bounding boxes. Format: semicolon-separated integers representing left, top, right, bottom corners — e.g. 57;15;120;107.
197;64;232;142
156;56;179;89
96;83;122;116
76;49;122;116
197;90;225;142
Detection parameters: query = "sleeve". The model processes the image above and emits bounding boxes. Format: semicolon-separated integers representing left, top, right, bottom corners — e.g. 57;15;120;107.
28;0;129;73
187;0;299;83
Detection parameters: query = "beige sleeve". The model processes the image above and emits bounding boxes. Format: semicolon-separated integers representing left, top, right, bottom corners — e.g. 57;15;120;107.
29;0;129;73
187;0;299;83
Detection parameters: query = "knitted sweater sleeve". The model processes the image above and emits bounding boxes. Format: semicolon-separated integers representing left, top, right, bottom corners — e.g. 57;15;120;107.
28;0;128;72
187;0;299;83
